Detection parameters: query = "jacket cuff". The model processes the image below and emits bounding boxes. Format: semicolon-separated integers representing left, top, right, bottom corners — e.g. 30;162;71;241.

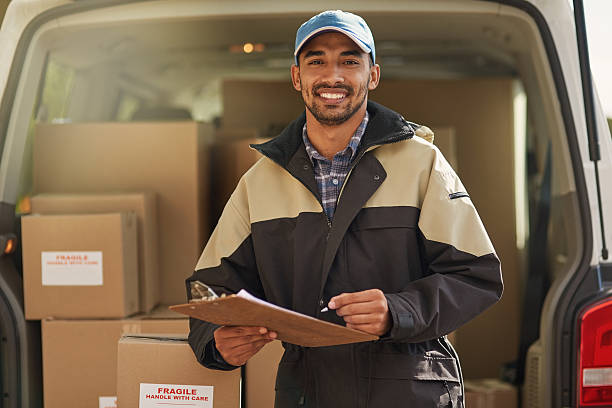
384;293;416;341
203;338;240;371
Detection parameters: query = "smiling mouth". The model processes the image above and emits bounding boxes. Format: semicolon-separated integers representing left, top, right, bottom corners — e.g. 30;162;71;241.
319;92;345;99
316;90;349;104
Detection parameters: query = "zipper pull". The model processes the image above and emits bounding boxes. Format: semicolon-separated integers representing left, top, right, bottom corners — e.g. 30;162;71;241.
443;380;453;407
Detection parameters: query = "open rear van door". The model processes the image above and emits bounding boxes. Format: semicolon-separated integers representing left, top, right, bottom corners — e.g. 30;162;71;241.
549;1;612;407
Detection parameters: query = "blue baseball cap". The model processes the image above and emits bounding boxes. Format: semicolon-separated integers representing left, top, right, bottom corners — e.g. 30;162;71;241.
294;10;375;65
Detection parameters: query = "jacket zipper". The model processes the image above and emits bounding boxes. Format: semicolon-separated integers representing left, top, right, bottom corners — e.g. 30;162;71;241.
335;144;379;205
322;142;391;246
440;336;464;407
316;146;373;231
443;380;453;408
319;145;374;234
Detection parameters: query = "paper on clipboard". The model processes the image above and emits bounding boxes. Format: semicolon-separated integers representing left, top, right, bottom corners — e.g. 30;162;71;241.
169;290;378;347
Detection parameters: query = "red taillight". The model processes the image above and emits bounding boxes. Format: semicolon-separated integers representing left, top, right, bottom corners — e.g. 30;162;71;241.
579;298;612;406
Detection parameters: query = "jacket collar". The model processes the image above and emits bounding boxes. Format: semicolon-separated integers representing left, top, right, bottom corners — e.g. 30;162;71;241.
250;100;415;168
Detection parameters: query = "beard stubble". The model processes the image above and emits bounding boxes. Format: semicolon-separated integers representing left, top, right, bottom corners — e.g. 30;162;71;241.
301;78;369;126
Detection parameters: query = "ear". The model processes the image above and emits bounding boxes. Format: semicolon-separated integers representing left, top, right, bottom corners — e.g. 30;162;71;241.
368;64;381;91
291;65;302;91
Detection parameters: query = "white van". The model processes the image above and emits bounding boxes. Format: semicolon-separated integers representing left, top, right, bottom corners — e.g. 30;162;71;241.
0;1;610;407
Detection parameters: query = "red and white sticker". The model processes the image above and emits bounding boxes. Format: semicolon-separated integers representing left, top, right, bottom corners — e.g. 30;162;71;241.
139;384;213;408
41;251;103;286
99;396;117;408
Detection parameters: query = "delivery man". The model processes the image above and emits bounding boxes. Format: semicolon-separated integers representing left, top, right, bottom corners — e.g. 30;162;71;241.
187;10;503;407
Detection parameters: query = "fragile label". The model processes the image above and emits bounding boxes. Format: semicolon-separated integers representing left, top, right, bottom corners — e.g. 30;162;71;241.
139;384;213;407
99;396;117;408
41;251;103;286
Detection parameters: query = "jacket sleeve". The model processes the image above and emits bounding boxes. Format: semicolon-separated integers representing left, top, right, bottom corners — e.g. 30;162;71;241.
384;147;503;343
186;179;264;369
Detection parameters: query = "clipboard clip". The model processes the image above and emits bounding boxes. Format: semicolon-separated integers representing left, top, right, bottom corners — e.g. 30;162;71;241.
189;280;221;302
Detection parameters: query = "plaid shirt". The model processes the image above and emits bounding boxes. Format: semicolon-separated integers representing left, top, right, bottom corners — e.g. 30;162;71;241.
303;112;369;220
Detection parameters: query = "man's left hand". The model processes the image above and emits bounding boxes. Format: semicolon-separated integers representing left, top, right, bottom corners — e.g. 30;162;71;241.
328;289;391;336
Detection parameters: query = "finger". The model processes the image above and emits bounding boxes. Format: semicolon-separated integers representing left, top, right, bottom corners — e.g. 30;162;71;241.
225;338;272;364
215;326;269;339
246;338;273;356
335;298;387;317
329;289;382;309
219;337;272;365
214;330;271;354
328;292;363;310
342;313;384;325
232;338;272;354
216;333;270;350
347;311;391;336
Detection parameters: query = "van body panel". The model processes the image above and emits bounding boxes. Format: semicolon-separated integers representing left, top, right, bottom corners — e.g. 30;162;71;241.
0;0;70;108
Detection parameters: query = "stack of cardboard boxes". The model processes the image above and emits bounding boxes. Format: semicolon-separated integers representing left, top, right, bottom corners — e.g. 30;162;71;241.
22;122;248;407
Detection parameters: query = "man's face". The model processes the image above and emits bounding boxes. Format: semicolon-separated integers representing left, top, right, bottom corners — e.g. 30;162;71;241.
291;32;380;126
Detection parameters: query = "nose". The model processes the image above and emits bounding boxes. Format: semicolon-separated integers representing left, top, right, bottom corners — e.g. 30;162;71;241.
320;61;345;85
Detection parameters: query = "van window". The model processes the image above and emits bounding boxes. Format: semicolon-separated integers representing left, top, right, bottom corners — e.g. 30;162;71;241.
39;58;75;123
114;92;141;122
4;5;582;382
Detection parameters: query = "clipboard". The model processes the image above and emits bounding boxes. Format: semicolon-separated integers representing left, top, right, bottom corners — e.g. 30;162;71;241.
169;290;378;347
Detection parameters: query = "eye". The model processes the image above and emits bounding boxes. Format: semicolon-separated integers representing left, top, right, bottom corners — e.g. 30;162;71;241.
308;59;323;65
343;59;360;65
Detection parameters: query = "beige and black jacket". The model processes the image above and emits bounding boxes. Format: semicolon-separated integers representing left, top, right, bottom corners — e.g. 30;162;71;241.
187;101;503;408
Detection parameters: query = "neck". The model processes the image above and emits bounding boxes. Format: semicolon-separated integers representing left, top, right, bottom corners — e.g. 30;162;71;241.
305;103;367;161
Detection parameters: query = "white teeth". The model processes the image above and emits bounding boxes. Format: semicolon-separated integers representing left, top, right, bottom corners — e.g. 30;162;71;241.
320;93;344;99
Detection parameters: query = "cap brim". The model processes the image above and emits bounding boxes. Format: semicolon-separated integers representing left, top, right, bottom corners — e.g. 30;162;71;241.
294;26;371;60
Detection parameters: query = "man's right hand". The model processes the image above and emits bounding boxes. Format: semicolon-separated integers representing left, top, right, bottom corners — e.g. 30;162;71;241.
213;326;277;366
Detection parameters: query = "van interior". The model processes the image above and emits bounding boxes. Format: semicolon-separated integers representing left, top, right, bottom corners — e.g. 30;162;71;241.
3;4;584;404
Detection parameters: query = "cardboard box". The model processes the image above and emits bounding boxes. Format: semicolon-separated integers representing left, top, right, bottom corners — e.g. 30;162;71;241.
447;331;457;346
464;379;518;408
22;213;139;319
211;135;265;224
431;127;459;171
222;80;304;135
33;122;212;305
214;128;260;141
245;341;284;408
31;193;159;312
117;335;240;408
41;312;188;408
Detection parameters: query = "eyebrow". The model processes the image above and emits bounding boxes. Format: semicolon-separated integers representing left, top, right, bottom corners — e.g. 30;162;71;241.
302;49;364;59
340;50;363;58
303;50;324;59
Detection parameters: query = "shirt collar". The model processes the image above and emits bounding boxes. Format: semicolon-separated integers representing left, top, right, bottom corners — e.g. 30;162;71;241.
302;110;369;163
